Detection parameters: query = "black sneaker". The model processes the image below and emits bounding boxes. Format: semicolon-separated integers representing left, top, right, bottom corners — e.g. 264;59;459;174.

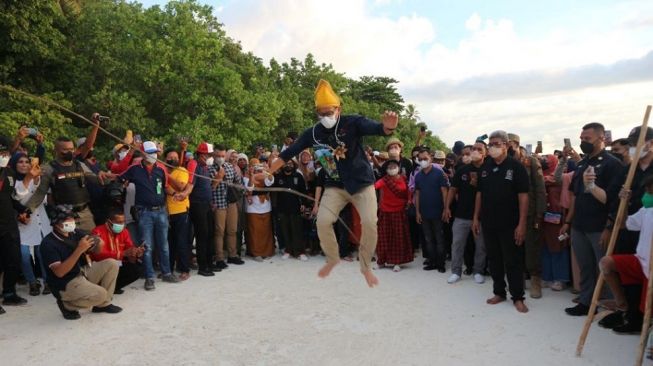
29;282;41;296
2;294;27;306
92;304;123;314
42;284;51;295
144;279;156;291
423;265;438;271
214;260;229;270
437;267;446;273
0;305;5;315
161;274;180;283
227;257;245;265
463;268;473;276
210;264;223;272
598;310;625;329
56;299;81;320
198;269;215;277
565;303;592;316
114;288;125;295
613;320;643;335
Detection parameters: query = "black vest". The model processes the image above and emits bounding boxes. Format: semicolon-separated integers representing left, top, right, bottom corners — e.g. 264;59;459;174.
49;161;90;206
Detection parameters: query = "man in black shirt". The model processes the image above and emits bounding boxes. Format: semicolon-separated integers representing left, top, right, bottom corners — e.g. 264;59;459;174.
444;141;487;284
0;135;30;313
41;206;122;320
273;159;308;260
473;130;530;313
560;122;623;316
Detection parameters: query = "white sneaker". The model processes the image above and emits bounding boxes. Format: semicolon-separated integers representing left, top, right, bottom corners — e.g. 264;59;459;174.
392;265;401;272
282;253;290;260
254;256;263;262
447;274;461;284
299;254;308;261
551;281;565;291
473;273;485;284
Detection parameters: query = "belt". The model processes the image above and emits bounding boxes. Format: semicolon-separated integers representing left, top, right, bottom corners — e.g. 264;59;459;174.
137;205;163;212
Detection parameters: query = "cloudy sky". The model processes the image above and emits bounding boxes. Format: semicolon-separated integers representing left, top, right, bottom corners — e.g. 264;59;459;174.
142;0;653;151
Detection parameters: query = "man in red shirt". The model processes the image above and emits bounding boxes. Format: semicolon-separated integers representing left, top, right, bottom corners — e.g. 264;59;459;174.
91;210;144;294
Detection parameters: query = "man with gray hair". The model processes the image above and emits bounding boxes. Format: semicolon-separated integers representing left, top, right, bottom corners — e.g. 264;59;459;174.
473;130;530;313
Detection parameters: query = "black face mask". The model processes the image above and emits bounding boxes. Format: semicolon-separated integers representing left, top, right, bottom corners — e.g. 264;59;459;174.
166;159;179;167
283;166;294;173
580;141;595;155
61;151;74;162
611;152;624;162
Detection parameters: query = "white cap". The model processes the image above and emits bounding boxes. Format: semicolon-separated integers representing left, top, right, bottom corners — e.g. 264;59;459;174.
143;141;158;154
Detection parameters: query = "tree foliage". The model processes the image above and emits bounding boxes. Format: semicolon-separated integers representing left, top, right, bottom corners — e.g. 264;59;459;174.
0;0;447;159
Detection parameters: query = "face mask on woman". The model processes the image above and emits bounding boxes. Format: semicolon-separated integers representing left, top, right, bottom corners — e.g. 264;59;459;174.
387;167;399;176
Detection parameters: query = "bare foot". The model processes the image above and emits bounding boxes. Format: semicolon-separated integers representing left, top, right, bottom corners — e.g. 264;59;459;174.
514;300;529;313
318;261;339;279
486;295;506;305
363;270;379;288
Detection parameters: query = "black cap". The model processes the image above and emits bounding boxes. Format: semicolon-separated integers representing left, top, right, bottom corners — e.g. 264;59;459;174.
627;126;653;145
452;141;465;155
0;135;10;152
48;205;78;226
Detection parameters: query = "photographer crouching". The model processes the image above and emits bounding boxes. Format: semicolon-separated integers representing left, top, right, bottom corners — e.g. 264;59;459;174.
90;209;144;294
40;205;122;320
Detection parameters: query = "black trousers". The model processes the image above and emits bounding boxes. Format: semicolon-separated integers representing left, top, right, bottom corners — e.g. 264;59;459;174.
189;202;214;271
116;262;142;290
278;212;304;257
482;225;525;302
422;218;446;268
0;227;22;297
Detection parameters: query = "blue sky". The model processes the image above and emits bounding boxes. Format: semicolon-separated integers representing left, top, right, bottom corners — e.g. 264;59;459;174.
138;0;653;151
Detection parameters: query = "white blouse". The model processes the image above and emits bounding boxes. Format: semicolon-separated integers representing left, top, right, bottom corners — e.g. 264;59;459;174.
14;179;52;246
243;176;274;214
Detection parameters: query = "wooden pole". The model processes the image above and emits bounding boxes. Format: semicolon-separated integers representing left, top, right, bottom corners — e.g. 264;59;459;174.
636;235;653;366
576;105;652;357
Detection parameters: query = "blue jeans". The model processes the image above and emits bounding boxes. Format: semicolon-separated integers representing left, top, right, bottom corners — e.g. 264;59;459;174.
20;245;47;283
138;209;172;279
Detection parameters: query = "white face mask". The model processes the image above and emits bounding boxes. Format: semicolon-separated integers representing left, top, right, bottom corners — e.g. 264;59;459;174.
387;167;399;176
630;145;650;159
319;115;338;129
488;147;503;159
146;153;158;164
388;148;400;158
62;220;76;233
205;157;215;166
118;151;128;161
419;160;431;169
215;157;225;166
470;151;482;162
462;155;472;164
0;155;9;168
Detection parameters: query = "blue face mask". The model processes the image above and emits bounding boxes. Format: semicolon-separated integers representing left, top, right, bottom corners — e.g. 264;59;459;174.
642;192;653;209
111;223;125;234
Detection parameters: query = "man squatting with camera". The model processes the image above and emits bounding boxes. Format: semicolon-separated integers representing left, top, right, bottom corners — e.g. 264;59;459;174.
40;205;123;320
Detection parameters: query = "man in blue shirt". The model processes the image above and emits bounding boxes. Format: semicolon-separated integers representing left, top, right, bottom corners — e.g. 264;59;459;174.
262;79;398;287
120;141;179;290
415;148;450;272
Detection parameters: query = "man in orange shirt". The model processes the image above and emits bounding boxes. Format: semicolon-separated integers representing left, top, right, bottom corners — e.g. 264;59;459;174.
91;210;144;294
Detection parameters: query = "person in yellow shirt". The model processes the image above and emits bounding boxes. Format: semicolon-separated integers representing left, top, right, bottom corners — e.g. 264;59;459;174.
164;148;194;281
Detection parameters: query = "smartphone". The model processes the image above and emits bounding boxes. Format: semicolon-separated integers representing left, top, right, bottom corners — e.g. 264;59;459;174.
271;144;278;153
30;157;39;166
564;138;571;149
477;134;488;142
605;130;613;145
134;134;142;144
525;144;533;155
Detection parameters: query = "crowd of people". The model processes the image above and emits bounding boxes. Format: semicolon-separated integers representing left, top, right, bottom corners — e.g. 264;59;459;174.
0;82;652;348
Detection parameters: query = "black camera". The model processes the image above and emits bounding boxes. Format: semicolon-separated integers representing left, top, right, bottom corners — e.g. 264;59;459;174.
98;115;110;126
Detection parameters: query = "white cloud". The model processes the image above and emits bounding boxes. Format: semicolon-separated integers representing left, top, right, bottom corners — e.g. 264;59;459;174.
218;0;653;151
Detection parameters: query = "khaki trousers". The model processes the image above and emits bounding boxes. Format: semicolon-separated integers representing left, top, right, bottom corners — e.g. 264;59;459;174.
316;185;378;273
213;203;239;260
59;259;119;311
76;207;96;232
